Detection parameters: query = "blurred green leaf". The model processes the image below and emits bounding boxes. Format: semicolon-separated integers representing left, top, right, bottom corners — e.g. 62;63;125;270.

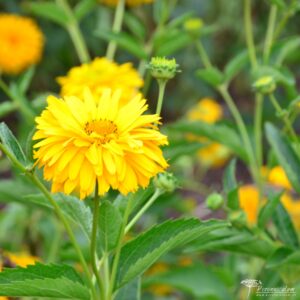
94;30;148;59
258;192;281;229
124;12;146;42
25;2;69;26
265;123;300;193
0;102;17;118
17;67;35;95
268;0;286;8
224;51;248;82
276;37;300;66
99;200;123;252
168;121;247;161
0;122;28;166
266;247;300;268
116;278;141;300
168;11;195;29
223;159;239;210
0;263;89;299
144;263;231;300
116;218;227;288
196;67;224;87
74;0;97;20
272;202;299;249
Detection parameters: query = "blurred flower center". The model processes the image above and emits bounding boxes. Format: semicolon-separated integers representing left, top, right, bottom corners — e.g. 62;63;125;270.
84;119;118;143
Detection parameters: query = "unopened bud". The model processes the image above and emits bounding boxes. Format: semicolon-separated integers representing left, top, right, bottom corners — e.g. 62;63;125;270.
253;76;276;94
229;210;247;228
206;193;224;210
183;18;204;37
148;57;180;81
154;172;177;193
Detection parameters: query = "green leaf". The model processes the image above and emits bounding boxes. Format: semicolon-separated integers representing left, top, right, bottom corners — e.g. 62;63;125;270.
25;2;69;26
144;263;232;300
258;192;281;228
99;200;123;252
17;67;35;95
223;159;239;210
94;30;148;59
272;202;299;248
0;122;28;166
196;67;224;87
74;0;97;20
116;218;227;288
268;0;286;9
115;278;141;300
0;263;89;299
276;37;300;66
0;102;17;118
24;193;92;239
265;123;300;193
167;12;195;30
224;51;248;82
168;120;247;161
124;12;146;42
266;247;297;268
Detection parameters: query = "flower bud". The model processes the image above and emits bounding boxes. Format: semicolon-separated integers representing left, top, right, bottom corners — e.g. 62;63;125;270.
154;172;177;193
229;210;247;228
148;57;180;81
183;18;204;37
253;76;276;94
206;193;224;210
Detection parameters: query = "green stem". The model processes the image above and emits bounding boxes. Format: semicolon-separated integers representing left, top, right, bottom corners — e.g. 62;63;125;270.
108;196;133;300
269;94;300;153
106;0;126;60
91;185;105;300
103;252;110;299
0;143;97;300
195;41;212;69
254;94;263;168
263;5;277;64
56;0;90;63
244;0;257;68
125;189;162;234
155;80;167;116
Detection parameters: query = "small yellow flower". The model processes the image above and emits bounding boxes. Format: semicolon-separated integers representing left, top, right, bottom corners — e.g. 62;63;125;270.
57;57;143;105
178;256;193;267
268;166;292;190
100;0;154;7
33;89;168;199
0;14;44;74
4;252;39;268
238;185;260;225
280;193;300;230
187;98;223;124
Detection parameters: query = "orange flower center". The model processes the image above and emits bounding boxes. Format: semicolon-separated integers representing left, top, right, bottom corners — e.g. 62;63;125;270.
84;119;118;144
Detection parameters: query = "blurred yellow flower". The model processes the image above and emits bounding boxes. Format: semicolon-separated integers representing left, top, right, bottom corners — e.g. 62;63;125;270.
281;193;300;229
238;185;259;225
33;89;168;199
57;57;143;105
178;256;193;266
268;166;292;190
100;0;154;7
0;14;44;74
4;252;39;268
187;98;223;124
198;142;231;168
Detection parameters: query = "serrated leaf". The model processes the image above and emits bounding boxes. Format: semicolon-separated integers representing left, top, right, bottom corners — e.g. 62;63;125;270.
196;67;224;87
265;123;300;193
99;200;123;252
0;122;28;166
258;192;281;228
224;51;248;82
94;30;148;59
223;159;239;210
116;218;227;288
168;120;247;161
0;263;89;299
25;2;69;26
74;0;97;20
272;202;299;248
24;193;92;239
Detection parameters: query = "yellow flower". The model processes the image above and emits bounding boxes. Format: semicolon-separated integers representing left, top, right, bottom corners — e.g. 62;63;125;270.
187;98;223;124
4;252;39;268
57;57;143;105
0;14;44;74
100;0;154;7
238;185;260;225
280;193;300;230
197;142;230;168
33;89;168;199
268;166;292;190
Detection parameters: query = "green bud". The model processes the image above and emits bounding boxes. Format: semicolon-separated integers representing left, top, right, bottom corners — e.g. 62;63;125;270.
206;193;224;210
183;18;204;37
253;76;276;94
229;210;247;228
154;172;177;193
148;57;180;81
